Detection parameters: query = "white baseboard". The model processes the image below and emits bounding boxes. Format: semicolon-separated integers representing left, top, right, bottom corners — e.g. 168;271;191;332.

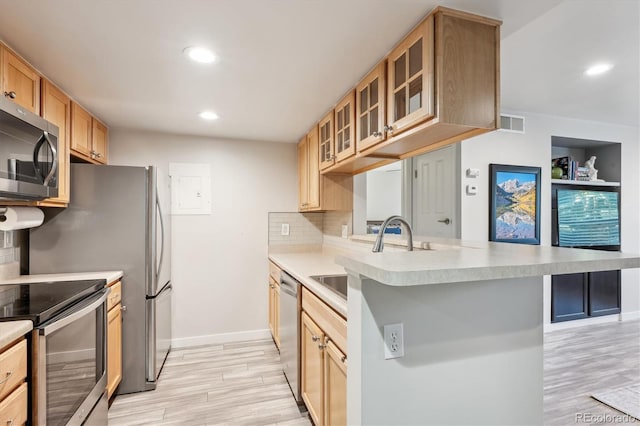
544;311;640;333
171;328;272;349
620;310;640;321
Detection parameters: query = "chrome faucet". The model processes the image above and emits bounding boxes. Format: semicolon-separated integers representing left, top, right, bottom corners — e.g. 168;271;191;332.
372;215;414;252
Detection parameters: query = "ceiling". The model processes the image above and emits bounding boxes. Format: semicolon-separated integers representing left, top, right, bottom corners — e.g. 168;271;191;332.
0;0;636;143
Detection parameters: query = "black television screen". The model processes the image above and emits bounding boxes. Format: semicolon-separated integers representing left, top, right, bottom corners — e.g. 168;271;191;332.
557;189;620;247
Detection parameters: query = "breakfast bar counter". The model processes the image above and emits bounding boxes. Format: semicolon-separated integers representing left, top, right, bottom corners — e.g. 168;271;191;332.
336;241;640;425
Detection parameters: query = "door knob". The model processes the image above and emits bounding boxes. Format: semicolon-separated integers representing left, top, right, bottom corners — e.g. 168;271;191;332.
438;218;451;225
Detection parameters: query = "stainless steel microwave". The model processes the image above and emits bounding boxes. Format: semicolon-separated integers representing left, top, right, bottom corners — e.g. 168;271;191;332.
0;96;59;200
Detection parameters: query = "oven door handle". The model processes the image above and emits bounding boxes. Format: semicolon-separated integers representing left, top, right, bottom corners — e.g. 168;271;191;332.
38;288;108;336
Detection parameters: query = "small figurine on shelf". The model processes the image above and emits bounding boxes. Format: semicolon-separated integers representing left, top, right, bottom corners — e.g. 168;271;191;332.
585;156;604;181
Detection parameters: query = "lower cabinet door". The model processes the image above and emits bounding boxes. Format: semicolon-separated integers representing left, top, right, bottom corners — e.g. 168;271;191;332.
107;304;123;398
324;340;347;426
551;273;587;322
589;270;621;317
301;312;324;425
0;382;27;426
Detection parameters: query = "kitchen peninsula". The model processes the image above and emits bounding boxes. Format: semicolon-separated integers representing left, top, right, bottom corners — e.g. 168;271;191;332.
337;242;640;425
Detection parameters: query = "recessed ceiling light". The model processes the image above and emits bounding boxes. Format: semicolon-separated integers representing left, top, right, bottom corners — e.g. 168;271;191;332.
199;111;219;120
183;46;216;64
585;63;613;76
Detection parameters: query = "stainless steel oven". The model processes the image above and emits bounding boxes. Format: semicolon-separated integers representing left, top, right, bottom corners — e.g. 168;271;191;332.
34;288;108;425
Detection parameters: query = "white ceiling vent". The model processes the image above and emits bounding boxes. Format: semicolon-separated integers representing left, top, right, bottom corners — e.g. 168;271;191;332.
499;114;525;133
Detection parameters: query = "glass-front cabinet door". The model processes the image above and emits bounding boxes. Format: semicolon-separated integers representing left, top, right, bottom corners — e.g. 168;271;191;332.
387;15;434;134
319;112;334;171
334;90;355;162
356;61;386;152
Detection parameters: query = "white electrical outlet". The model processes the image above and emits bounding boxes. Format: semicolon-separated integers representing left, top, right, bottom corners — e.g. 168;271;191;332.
281;223;290;236
341;224;349;238
384;323;405;359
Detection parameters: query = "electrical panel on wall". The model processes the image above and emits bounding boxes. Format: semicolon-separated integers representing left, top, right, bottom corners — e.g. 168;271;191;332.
169;163;212;215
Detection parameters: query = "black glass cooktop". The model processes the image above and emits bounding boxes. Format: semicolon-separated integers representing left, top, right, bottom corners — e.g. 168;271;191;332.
0;279;106;325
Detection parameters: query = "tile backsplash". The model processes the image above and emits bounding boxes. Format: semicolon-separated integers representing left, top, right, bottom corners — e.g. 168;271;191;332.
268;211;353;246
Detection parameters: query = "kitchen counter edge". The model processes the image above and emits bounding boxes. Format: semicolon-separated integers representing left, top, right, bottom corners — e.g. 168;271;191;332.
0;320;32;349
0;270;124;285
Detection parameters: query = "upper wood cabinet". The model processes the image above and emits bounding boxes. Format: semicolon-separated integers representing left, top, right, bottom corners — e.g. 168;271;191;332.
386;15;434;135
355;62;387;152
71;101;93;157
1;46;40;115
319;112;334;171
92;117;108;163
333;91;356;163
71;101;109;164
298;126;353;212
41;80;71;205
319;6;500;175
319;90;357;173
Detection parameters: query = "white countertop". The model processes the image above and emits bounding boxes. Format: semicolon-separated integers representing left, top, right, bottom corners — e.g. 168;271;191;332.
269;247;351;317
0;270;123;285
0;320;32;349
336;241;640;286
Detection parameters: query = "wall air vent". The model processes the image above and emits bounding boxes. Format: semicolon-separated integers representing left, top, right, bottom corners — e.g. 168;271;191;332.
499;114;525;133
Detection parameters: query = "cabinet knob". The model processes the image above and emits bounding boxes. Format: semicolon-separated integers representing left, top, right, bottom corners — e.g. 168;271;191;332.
341;355;346;363
371;131;383;138
6;418;14;426
384;125;394;134
0;370;12;384
121;305;127;311
96;153;102;158
318;343;326;349
3;91;16;99
311;335;319;342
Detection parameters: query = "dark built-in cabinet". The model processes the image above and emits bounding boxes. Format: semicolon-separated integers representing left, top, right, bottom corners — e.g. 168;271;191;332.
550;136;622;323
551;270;621;322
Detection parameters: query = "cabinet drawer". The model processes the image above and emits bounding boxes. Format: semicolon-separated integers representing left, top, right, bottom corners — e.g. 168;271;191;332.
0;381;27;426
107;280;122;311
0;339;27;401
302;287;347;354
268;261;281;283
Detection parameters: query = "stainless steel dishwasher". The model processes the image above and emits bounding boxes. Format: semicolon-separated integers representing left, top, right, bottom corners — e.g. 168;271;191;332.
279;271;303;404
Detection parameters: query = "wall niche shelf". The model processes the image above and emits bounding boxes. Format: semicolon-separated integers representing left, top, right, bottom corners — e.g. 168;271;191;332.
550;179;620;187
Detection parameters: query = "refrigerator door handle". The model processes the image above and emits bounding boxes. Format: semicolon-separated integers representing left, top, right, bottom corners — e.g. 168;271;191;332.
156;193;165;281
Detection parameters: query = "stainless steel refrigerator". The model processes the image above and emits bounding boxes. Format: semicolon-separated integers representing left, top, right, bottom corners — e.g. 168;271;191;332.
30;163;172;395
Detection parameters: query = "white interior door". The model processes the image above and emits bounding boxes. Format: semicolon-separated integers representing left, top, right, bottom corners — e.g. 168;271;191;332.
411;146;457;237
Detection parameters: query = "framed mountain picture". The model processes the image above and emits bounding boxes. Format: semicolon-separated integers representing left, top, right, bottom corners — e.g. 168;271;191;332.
489;164;541;244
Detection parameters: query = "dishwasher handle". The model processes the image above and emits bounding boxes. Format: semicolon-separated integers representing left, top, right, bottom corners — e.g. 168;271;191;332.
280;271;299;297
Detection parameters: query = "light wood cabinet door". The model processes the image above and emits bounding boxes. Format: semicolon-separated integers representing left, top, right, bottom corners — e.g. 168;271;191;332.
387;15;435;135
274;281;280;348
92;118;108;164
324;340;347;426
297;136;308;210
0;339;27;401
301;312;324;426
356;62;386;152
306;126;321;210
268;277;280;348
2;47;40;115
0;382;27;426
70;101;93;158
107;304;123;399
41;80;70;204
319;111;334;171
334;91;356;163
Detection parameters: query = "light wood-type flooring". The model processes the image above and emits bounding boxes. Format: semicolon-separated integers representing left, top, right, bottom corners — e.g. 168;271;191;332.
108;319;639;425
544;319;640;425
107;339;310;425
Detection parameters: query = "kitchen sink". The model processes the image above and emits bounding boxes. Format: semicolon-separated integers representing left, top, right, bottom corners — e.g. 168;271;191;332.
309;274;347;299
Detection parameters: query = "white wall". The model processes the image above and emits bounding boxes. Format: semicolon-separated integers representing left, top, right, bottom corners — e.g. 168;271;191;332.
365;167;402;221
460;112;640;323
109;128;297;346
